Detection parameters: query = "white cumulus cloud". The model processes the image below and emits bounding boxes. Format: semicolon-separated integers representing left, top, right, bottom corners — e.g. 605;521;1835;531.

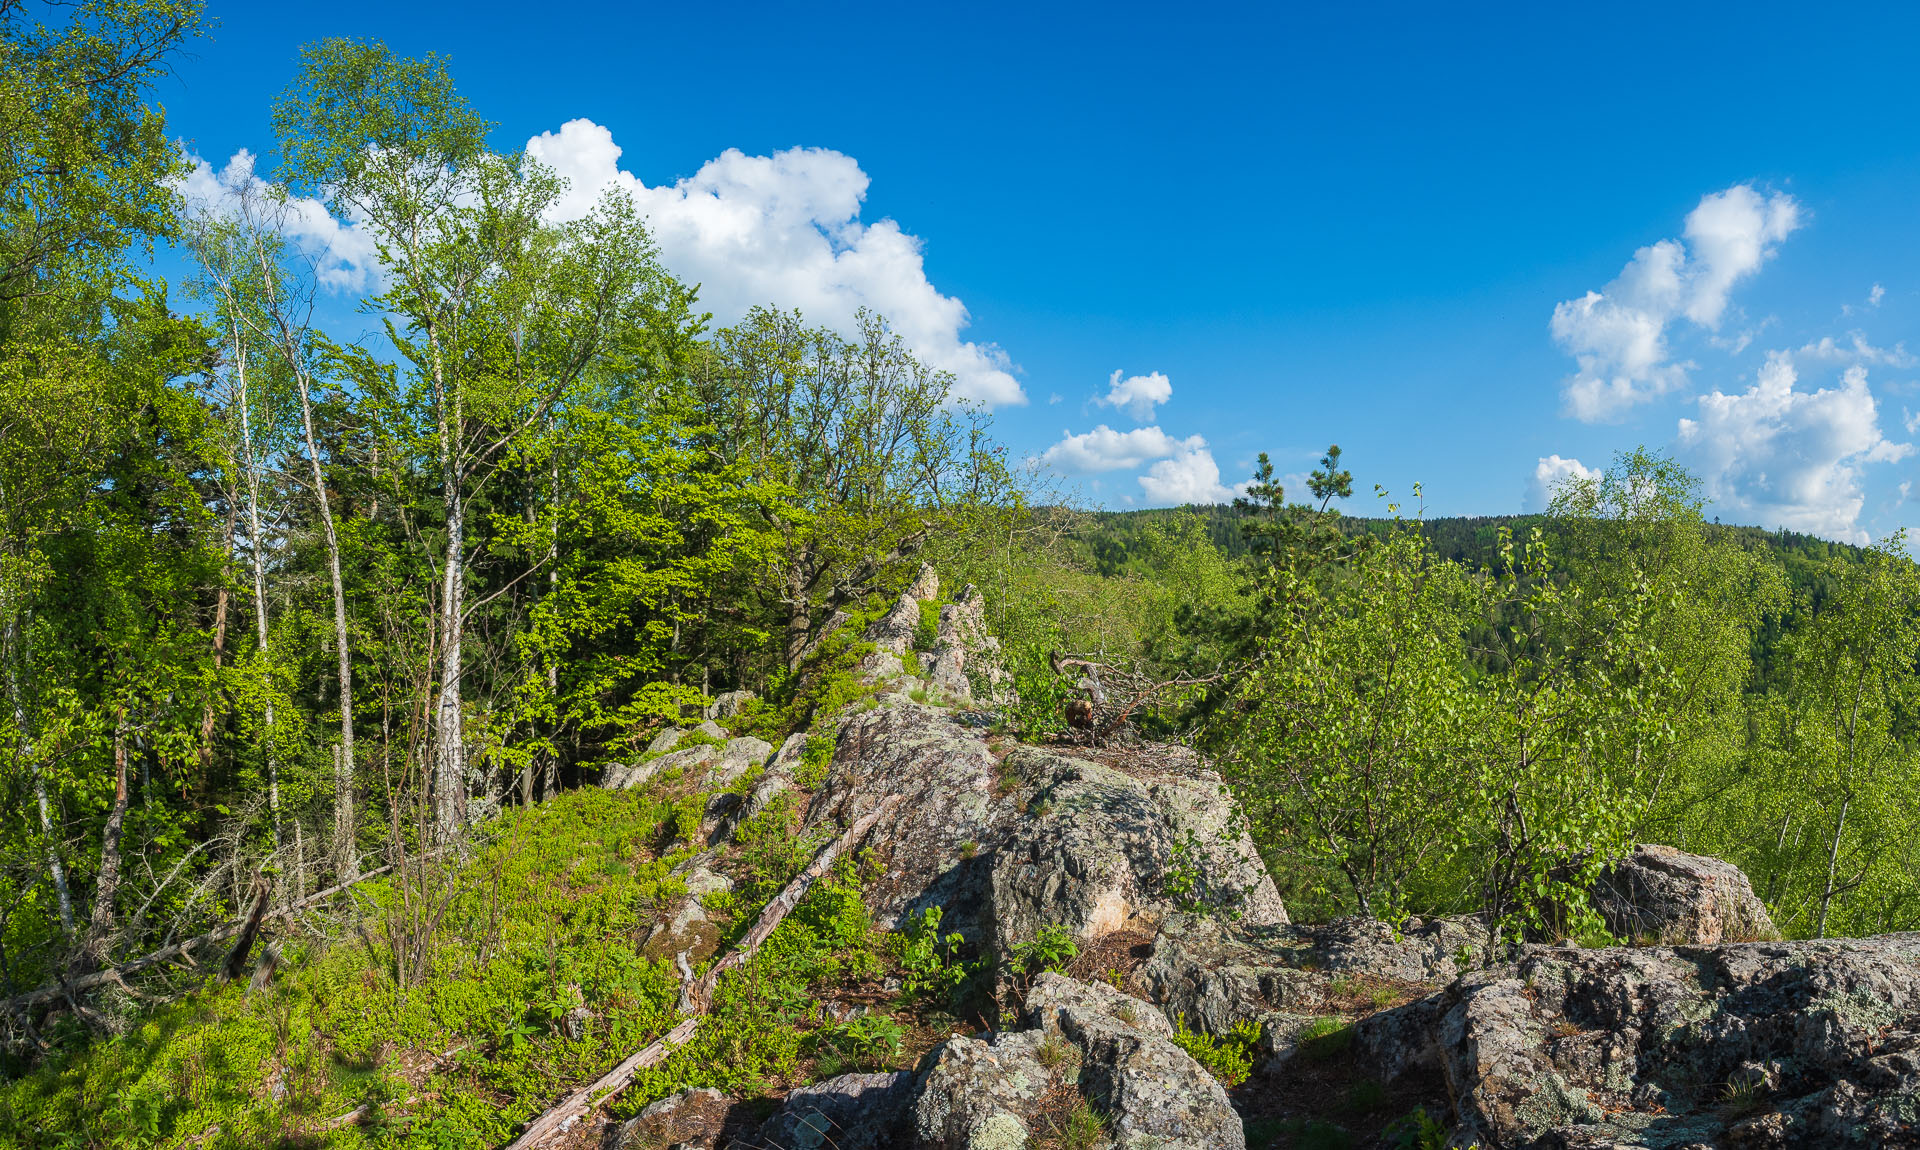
1552;184;1800;422
1042;425;1196;473
1040;423;1243;506
175;149;380;292
1677;351;1912;542
1795;332;1914;367
1097;369;1172;421
525;118;1023;406
1527;454;1602;512
1139;443;1241;505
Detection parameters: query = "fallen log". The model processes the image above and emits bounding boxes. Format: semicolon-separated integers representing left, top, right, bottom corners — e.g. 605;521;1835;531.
0;857;398;1014
506;795;902;1150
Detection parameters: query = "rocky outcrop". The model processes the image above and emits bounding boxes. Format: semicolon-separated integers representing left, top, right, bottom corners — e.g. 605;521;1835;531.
798;699;1287;959
642;862;732;962
865;564;936;657
603;731;772;792
1023;970;1174;1038
745;1072;916;1150
926;583;1012;705
802;699;1012;934
1135;911;1489;1075
911;972;1244;1150
1442;934;1920;1148
704;690;757;720
1591;842;1779;946
988;746;1287;967
911;1029;1055;1149
595;581;1919;1150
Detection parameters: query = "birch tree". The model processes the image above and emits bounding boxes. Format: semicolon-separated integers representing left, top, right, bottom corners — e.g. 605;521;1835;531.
275;41;667;842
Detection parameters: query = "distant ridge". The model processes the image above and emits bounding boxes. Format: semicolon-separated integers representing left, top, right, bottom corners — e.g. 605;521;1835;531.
1082;504;1869;576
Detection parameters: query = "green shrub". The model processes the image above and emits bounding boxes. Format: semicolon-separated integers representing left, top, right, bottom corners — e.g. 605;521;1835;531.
1171;1013;1260;1085
914;599;942;651
795;733;836;790
1386;1106;1453;1150
0;783;901;1149
1007;924;1078;986
894;906;979;1003
811;1013;905;1073
1047;1097;1107;1149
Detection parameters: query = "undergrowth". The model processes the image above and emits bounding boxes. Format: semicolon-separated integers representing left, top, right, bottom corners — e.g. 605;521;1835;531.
0;770;904;1149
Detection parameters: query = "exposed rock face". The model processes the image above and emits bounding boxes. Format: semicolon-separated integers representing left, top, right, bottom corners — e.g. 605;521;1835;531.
602;734;772;792
746;1071;916;1149
988;747;1286;968
1591;842;1779;945
1059;1004;1246;1149
642;863;732;963
1136;911;1489;1074
1442;934;1920;1148
1023;970;1173;1038
803;699;1011;933
911;1029;1054;1149
927;584;1011;705
866;588;925;658
704;689;757;720
912;973;1244;1150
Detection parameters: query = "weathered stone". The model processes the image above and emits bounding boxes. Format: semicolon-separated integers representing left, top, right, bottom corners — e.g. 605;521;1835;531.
926;584;1013;705
611;1086;733;1149
1441;934;1920;1148
803;698;1012;934
988;748;1286;971
703;689;757;720
748;1071;915;1150
1591;843;1779;946
707;735;773;786
715;732;805;842
913;972;1242;1150
605;744;715;791
907;562;940;603
866;590;925;657
646;727;686;755
642;864;732;964
1023;971;1172;1038
911;1030;1053;1150
1136;911;1488;1075
1057;1005;1246;1149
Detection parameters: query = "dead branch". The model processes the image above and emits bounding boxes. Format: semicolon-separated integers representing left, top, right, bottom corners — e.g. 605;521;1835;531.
506;795;902;1149
1049;652;1223;742
0;856;403;1014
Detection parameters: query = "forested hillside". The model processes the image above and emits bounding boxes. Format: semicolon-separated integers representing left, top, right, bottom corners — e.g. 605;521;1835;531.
8;5;1920;1148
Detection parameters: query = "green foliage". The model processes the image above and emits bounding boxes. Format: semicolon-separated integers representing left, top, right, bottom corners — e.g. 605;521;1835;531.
0;779;902;1145
810;1013;905;1074
1006;924;1078;988
1296;1016;1354;1062
1171;1014;1260;1085
673;729;728;752
915;599;942;651
1045;1097;1109;1149
1386;1107;1454;1150
794;733;837;791
894;906;979;1003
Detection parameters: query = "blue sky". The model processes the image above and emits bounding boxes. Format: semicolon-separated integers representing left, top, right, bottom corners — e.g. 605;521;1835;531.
157;1;1920;540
